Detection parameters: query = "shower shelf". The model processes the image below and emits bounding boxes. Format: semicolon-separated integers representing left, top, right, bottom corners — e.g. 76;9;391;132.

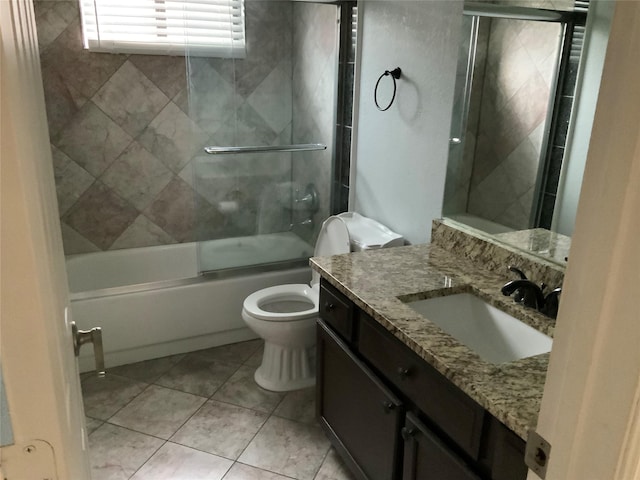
204;143;327;155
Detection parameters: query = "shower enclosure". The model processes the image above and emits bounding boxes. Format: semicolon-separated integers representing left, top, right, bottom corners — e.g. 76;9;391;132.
184;1;341;274
443;2;586;233
37;0;348;369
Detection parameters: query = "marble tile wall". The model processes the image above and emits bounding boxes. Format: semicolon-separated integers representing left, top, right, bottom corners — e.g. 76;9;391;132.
464;15;562;230
37;0;326;255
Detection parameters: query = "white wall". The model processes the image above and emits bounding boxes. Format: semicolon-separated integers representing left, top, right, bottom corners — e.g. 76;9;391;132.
553;0;614;236
352;0;463;244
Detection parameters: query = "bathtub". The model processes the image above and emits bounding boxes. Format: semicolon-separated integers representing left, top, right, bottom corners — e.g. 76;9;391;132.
68;233;313;372
445;213;514;235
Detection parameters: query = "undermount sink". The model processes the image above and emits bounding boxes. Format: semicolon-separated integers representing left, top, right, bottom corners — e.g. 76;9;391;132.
405;293;552;364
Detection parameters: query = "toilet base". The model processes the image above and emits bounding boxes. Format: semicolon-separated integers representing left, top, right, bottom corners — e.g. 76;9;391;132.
254;341;316;392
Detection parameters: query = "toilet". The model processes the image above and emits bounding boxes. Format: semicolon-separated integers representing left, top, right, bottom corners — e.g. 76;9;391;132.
242;213;403;391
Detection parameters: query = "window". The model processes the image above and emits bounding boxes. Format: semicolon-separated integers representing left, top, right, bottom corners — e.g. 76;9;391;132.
79;0;246;58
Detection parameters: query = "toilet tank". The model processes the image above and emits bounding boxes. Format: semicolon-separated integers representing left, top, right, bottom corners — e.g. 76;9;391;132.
337;212;404;251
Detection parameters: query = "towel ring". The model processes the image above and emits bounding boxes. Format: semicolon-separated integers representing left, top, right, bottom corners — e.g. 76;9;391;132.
374;67;402;112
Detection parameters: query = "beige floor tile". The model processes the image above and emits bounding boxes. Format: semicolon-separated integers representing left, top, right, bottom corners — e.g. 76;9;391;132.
238;416;331;480
131;442;233;479
223;462;293;480
109;354;185;383
85;416;104;435
171;399;269;460
194;339;263;365
109;385;206;439
88;423;163;480
244;346;264;368
155;354;239;397
273;387;316;424
212;365;284;413
314;449;356;480
82;374;147;420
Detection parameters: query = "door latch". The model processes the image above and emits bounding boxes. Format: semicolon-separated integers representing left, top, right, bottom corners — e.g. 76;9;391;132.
526;430;551;479
71;321;105;377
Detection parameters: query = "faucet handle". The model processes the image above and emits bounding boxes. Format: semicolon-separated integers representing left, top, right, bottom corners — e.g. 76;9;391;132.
507;266;527;303
541;287;562;319
508;266;528;280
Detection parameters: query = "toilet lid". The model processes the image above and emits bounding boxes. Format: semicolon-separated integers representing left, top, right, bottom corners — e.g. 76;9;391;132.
311;216;351;287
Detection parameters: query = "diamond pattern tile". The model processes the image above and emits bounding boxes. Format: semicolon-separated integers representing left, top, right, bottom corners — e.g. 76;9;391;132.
101;142;174;211
54;101;132;177
62;182;139;250
93;61;170;137
35;0;337;256
51;144;95;215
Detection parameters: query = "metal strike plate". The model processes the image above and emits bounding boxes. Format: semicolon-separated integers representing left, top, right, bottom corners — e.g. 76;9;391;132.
525;430;551;479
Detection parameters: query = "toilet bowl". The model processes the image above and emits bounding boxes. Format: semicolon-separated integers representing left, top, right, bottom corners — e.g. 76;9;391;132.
241;216;350;391
242;213;403;392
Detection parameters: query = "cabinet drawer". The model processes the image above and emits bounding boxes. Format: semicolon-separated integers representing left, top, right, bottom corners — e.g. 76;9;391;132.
358;312;484;460
319;281;354;343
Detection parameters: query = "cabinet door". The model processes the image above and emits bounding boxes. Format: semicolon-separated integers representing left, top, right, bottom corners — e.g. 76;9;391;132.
402;413;481;480
317;319;404;480
358;312;484;459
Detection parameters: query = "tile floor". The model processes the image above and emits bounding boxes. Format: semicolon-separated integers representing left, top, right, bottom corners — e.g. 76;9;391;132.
82;339;356;480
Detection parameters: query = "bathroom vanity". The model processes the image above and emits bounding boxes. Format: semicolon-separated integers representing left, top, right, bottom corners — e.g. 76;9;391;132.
311;221;562;480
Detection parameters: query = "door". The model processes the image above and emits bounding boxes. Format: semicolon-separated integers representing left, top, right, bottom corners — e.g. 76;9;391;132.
402;413;480;480
0;0;91;478
317;320;404;480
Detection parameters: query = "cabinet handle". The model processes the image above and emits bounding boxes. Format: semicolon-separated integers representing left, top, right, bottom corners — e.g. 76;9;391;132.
324;302;335;312
382;401;396;412
397;367;411;379
401;427;417;441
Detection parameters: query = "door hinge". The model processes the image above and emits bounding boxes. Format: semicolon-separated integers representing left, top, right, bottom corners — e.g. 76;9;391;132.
526;430;551;479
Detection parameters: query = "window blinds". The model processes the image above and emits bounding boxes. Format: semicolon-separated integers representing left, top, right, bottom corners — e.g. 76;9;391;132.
79;0;246;58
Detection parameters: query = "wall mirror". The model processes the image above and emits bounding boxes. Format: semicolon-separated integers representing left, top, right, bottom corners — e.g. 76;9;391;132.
441;1;599;266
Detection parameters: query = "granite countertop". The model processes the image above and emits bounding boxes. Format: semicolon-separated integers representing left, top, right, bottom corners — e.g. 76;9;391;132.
310;243;556;440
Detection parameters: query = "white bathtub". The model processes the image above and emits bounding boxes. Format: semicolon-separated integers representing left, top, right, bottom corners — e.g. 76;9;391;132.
68;233;313;372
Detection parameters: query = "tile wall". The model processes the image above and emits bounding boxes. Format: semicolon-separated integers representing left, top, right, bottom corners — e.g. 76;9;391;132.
36;0;340;255
465;16;562;230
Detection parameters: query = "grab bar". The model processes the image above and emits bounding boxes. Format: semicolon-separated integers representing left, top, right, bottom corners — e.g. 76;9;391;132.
204;143;326;155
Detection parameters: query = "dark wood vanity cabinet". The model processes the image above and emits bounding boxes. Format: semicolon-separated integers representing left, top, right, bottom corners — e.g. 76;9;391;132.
316;279;528;480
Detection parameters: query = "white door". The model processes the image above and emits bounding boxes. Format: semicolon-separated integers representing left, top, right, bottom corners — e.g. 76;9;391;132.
0;0;91;478
529;1;640;479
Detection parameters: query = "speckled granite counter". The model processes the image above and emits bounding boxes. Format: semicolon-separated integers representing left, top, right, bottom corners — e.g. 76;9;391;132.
310;243;556;441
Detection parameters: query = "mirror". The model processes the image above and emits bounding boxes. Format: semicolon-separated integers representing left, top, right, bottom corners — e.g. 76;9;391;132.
442;1;597;265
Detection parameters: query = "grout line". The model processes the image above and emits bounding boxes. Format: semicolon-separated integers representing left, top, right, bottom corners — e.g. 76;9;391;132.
126;438;167;480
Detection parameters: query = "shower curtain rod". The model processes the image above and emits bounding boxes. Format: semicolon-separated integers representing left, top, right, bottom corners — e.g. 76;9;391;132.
204;143;327;155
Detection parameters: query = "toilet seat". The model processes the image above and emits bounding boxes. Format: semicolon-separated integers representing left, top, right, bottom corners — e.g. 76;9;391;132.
243;284;319;321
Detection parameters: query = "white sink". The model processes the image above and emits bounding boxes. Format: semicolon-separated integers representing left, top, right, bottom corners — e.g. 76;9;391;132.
405;293;552;364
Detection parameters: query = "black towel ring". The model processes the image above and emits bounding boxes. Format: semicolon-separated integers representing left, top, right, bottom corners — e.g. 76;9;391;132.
374;67;402;112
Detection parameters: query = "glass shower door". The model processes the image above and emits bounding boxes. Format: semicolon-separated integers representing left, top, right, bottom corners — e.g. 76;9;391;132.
182;0;340;274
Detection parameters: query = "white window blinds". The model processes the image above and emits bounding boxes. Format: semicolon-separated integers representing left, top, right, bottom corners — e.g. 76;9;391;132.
79;0;246;58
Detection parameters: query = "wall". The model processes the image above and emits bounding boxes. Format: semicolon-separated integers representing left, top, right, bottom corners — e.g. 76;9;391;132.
553;0;614;236
36;0;295;254
352;0;463;245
